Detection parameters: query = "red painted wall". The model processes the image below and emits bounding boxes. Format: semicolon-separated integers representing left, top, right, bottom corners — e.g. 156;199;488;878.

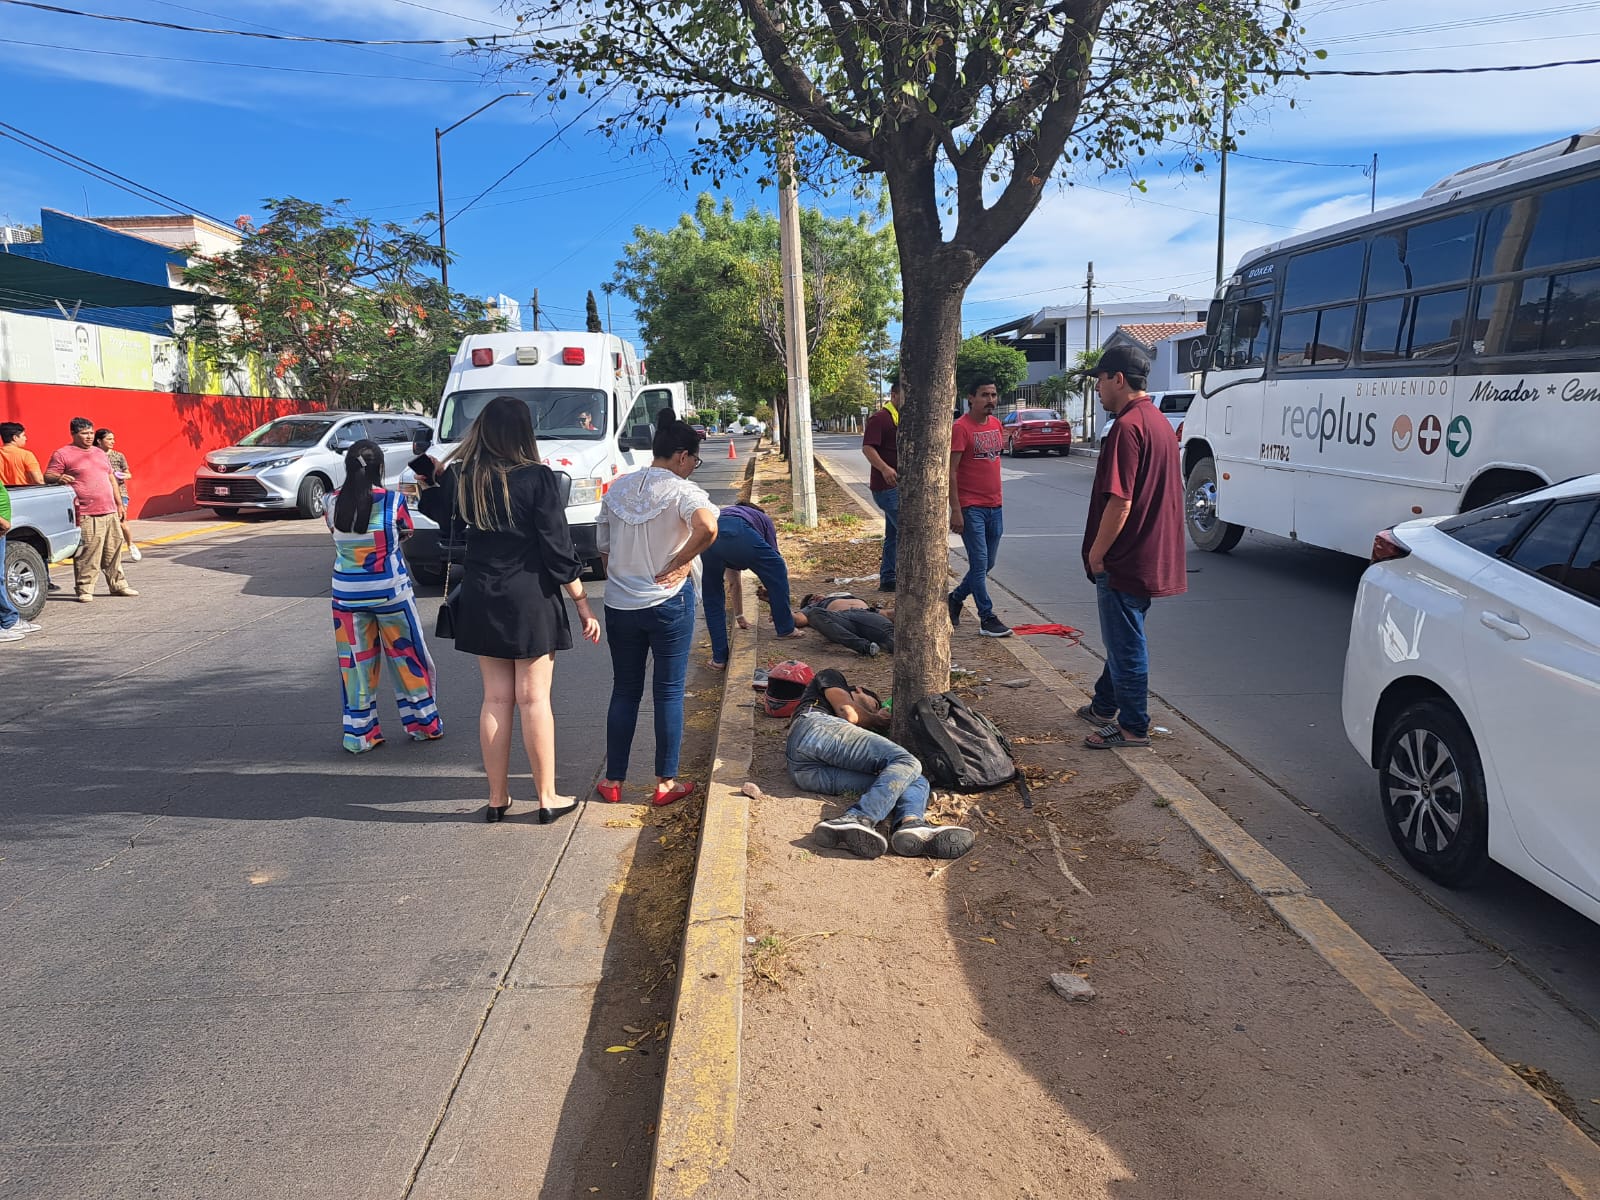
0;382;314;517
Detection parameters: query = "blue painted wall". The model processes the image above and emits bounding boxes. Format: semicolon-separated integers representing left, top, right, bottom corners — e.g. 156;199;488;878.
7;210;188;335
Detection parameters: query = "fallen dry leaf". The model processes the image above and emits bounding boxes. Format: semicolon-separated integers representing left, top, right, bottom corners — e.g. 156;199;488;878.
978;937;998;945
605;1045;633;1053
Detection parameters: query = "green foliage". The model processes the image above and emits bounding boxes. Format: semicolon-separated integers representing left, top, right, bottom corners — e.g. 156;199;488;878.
956;336;1028;398
178;197;499;410
1038;372;1077;406
612;194;899;405
815;354;878;422
585;289;604;332
752;401;774;425
492;4;1312;212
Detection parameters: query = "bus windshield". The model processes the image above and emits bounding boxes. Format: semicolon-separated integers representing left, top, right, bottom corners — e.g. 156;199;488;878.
439;388;607;443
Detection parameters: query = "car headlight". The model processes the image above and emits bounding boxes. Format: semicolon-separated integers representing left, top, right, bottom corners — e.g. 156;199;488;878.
257;455;301;471
567;477;604;506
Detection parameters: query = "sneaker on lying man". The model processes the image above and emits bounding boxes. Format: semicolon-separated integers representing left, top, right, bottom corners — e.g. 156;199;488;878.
889;818;975;860
812;813;888;860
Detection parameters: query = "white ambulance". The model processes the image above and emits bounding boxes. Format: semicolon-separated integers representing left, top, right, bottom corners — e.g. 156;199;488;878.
402;330;674;579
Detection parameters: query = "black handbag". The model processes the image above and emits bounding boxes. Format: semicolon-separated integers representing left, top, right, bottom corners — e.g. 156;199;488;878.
434;480;463;639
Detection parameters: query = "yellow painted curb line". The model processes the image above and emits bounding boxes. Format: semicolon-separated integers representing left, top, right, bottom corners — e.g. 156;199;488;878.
649;537;759;1198
139;521;245;546
817;453;1600;1176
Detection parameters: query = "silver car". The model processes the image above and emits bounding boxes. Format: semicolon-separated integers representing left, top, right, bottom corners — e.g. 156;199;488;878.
194;412;433;519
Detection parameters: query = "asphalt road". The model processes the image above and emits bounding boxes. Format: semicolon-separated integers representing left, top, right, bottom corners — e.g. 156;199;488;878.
814;431;1600;1132
0;447;746;1200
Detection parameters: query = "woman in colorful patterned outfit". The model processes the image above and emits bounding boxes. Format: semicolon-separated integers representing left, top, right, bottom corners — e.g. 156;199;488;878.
416;396;600;824
326;439;443;754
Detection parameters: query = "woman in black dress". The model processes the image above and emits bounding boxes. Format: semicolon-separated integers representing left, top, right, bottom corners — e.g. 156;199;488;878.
417;396;601;823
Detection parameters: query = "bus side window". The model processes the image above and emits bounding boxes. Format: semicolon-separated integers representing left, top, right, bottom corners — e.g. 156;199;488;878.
1214;291;1273;370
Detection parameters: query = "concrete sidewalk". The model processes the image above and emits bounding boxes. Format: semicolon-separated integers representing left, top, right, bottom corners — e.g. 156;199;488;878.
652;450;1600;1198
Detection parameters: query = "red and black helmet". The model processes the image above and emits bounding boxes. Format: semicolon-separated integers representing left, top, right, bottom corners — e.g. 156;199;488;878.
762;660;815;718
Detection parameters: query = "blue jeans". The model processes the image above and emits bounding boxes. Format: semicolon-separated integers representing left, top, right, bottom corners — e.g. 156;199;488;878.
701;515;795;664
951;505;1003;619
1090;573;1154;737
605;581;696;780
871;487;899;585
785;711;929;826
0;537;19;630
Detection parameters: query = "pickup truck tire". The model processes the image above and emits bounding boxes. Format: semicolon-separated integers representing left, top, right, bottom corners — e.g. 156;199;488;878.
5;540;49;621
296;475;330;520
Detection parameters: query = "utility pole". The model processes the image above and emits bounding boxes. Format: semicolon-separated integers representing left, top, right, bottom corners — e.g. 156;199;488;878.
1370;152;1379;213
531;288;540;331
434;93;534;296
1215;89;1231;289
1083;261;1095;439
778;135;817;527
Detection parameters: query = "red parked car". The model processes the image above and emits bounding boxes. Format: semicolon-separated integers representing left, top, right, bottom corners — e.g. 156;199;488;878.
1000;408;1074;457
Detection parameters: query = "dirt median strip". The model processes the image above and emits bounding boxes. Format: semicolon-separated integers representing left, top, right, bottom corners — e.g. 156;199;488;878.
650;533;759;1198
827;454;1600;1164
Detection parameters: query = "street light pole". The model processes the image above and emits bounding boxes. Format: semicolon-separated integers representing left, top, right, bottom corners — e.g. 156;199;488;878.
435;93;534;295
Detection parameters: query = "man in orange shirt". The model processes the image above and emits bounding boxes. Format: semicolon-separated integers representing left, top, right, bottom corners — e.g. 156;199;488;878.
0;423;45;486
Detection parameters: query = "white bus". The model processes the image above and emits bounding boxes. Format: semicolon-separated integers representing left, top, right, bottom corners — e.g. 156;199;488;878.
1184;128;1600;559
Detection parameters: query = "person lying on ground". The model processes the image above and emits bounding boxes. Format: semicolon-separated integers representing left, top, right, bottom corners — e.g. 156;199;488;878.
785;666;974;861
700;503;805;669
792;592;893;657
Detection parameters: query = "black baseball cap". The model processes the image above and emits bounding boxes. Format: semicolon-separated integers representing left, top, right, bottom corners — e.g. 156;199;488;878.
1095;345;1151;384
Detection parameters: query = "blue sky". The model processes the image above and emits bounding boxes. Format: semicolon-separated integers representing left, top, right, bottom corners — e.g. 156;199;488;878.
2;0;1600;348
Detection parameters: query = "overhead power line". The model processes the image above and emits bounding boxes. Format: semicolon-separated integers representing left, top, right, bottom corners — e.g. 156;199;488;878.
0;0;544;44
447;92;611;226
0;35;486;82
1288;56;1600;76
0;119;230;227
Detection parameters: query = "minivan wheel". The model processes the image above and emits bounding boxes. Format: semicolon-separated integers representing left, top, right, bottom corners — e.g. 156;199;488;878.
5;540;48;621
296;475;329;519
1184;456;1245;553
1378;700;1490;888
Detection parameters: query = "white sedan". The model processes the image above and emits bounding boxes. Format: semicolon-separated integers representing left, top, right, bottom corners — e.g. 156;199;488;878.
1341;474;1600;924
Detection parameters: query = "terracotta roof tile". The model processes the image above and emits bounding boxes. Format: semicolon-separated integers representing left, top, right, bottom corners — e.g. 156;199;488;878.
1113;321;1207;349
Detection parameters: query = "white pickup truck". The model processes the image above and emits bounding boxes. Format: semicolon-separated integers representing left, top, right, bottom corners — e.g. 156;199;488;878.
4;485;79;620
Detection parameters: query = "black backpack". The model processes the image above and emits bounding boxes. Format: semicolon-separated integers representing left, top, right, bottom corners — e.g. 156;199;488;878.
908;691;1031;806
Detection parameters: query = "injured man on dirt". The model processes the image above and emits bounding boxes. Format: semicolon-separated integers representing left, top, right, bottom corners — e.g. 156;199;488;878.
776;663;974;861
792;592;894;658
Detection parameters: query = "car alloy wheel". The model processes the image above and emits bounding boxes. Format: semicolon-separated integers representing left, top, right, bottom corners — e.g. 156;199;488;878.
1378;699;1489;887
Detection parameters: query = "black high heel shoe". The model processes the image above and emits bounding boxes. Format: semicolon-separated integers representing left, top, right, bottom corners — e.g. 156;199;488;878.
485;801;511;823
538;800;579;825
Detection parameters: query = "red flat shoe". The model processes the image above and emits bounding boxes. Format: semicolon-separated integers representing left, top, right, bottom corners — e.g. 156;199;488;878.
595;781;622;804
651;780;696;807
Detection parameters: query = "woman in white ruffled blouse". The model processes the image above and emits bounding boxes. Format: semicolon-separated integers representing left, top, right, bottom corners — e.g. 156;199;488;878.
594;411;718;806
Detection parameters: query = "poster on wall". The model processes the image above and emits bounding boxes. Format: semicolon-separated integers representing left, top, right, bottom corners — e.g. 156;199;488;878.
0;311;55;383
99;327;156;390
53;323;104;386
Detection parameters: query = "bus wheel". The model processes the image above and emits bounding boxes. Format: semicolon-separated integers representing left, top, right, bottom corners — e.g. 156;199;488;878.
1185;457;1245;553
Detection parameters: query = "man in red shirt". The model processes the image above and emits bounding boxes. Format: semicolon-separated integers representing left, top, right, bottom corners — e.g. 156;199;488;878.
1079;346;1186;749
860;379;900;591
45;416;136;602
948;377;1011;637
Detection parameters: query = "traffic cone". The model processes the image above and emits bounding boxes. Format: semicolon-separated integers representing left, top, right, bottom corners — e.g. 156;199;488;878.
727;438;737;460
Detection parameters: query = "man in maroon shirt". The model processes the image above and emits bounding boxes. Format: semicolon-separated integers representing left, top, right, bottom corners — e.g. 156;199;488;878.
860;379;900;591
1080;346;1185;748
45;416;136;602
948;377;1011;637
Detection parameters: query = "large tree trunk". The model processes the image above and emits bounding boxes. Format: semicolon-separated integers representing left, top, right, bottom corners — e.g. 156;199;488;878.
887;242;973;745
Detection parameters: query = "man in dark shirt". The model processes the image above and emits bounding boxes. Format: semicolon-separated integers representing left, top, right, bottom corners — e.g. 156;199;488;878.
1080;346;1187;749
786;666;974;861
700;503;805;668
793;592;893;657
861;380;900;591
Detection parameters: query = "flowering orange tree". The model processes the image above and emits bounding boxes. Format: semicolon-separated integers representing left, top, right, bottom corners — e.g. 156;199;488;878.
179;197;500;410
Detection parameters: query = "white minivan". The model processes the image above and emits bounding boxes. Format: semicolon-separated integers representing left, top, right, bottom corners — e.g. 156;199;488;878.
402;330;673;579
